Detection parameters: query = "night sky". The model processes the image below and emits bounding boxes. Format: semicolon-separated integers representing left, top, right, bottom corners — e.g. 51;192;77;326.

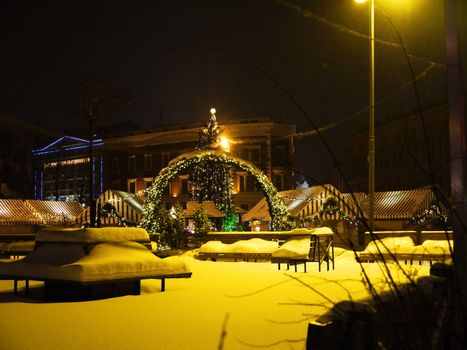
0;0;464;180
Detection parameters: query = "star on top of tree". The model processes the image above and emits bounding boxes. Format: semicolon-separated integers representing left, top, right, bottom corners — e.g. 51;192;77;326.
197;107;223;150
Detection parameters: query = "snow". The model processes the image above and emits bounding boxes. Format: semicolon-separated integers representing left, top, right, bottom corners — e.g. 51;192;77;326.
0;242;189;282
272;237;310;259
363;236;415;254
199;238;278;254
36;227;150;243
0;249;431;350
362;237;453;257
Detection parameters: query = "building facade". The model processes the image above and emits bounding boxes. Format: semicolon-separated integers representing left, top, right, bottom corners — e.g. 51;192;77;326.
32;136;104;203
340;103;450;195
32;118;296;211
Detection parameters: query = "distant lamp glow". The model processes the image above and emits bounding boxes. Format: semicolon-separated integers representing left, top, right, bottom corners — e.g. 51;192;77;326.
210;107;216;115
354;0;367;3
220;137;230;152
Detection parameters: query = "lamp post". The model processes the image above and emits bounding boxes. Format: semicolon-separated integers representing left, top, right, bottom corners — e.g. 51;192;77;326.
355;0;376;231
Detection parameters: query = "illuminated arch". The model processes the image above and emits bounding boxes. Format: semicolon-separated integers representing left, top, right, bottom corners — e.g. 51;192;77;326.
141;149;292;231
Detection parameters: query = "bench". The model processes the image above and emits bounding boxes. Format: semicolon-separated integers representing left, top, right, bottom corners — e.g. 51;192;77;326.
197;251;272;262
357;238;453;266
0;228;192;301
0;272;193;300
271;229;335;272
0;240;35;259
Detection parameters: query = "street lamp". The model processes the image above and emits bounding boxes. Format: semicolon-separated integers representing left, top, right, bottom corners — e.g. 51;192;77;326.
354;0;376;231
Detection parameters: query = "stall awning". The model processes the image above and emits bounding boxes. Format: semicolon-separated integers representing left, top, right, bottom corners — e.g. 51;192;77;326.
76;189;145;226
24;200;85;225
0;199;43;225
243;184;352;222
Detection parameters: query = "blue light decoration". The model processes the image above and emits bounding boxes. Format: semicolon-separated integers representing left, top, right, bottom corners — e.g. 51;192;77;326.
100;156;104;195
32;136;103;156
32;135;105;201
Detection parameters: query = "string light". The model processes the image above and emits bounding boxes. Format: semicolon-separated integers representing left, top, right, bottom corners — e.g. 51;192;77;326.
140;149;293;232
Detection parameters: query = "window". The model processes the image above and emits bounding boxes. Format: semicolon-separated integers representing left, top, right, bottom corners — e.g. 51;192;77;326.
162;152;171;167
144;153;153;171
273;145;286;163
111;157;120;175
273;172;284;191
181;178;189;194
128;155;136;172
240;146;261;164
127;179;136;193
238;173;256;192
144;178;153;189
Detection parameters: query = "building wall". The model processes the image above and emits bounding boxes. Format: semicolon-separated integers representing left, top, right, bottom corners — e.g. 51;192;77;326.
32;119;296;211
32;137;104;203
339;104;450;194
103;118;296;211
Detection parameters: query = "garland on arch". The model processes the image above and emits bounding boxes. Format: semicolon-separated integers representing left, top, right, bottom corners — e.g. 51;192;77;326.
140;149;293;232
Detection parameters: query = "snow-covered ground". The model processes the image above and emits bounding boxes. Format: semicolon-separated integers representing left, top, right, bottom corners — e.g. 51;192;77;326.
0;249;430;350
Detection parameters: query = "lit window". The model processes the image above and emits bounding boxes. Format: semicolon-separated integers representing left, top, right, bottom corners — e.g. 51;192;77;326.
144;178;153;189
238;173;256;192
127;179;136;193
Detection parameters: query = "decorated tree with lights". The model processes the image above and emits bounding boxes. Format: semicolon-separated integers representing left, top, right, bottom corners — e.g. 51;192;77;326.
191;109;236;226
192;205;211;242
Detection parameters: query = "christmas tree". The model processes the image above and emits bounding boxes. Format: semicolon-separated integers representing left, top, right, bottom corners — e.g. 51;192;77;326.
192;205;211;242
191;109;236;223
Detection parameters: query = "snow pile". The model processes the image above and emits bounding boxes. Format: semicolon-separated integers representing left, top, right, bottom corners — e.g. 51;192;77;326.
0;241;190;282
363;236;415;254
36;227;150;243
414;239;453;255
272;237;310;259
199;238;278;254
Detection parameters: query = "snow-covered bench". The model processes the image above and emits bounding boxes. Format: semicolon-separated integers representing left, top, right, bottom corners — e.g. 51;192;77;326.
0;228;191;300
357;237;453;265
271;227;335;272
198;238;278;262
0;240;35;259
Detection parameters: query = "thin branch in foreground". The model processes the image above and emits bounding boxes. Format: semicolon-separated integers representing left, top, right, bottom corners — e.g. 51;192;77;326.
236;337;306;348
217;313;230;350
225;278;294;298
265;315;316;325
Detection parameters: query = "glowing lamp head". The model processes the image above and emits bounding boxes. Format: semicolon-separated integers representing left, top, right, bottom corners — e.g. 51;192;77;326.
220;137;230;152
354;0;367;3
210;107;216;115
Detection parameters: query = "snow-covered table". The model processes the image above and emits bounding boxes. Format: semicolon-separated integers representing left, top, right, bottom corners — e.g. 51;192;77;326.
357;237;453;265
271;227;335;272
0;228;192;301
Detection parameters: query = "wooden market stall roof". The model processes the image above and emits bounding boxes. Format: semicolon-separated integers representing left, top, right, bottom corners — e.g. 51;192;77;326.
243;186;443;223
76;189;145;226
243;184;353;222
184;201;224;218
358;188;441;220
24;200;85;225
0;199;43;225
